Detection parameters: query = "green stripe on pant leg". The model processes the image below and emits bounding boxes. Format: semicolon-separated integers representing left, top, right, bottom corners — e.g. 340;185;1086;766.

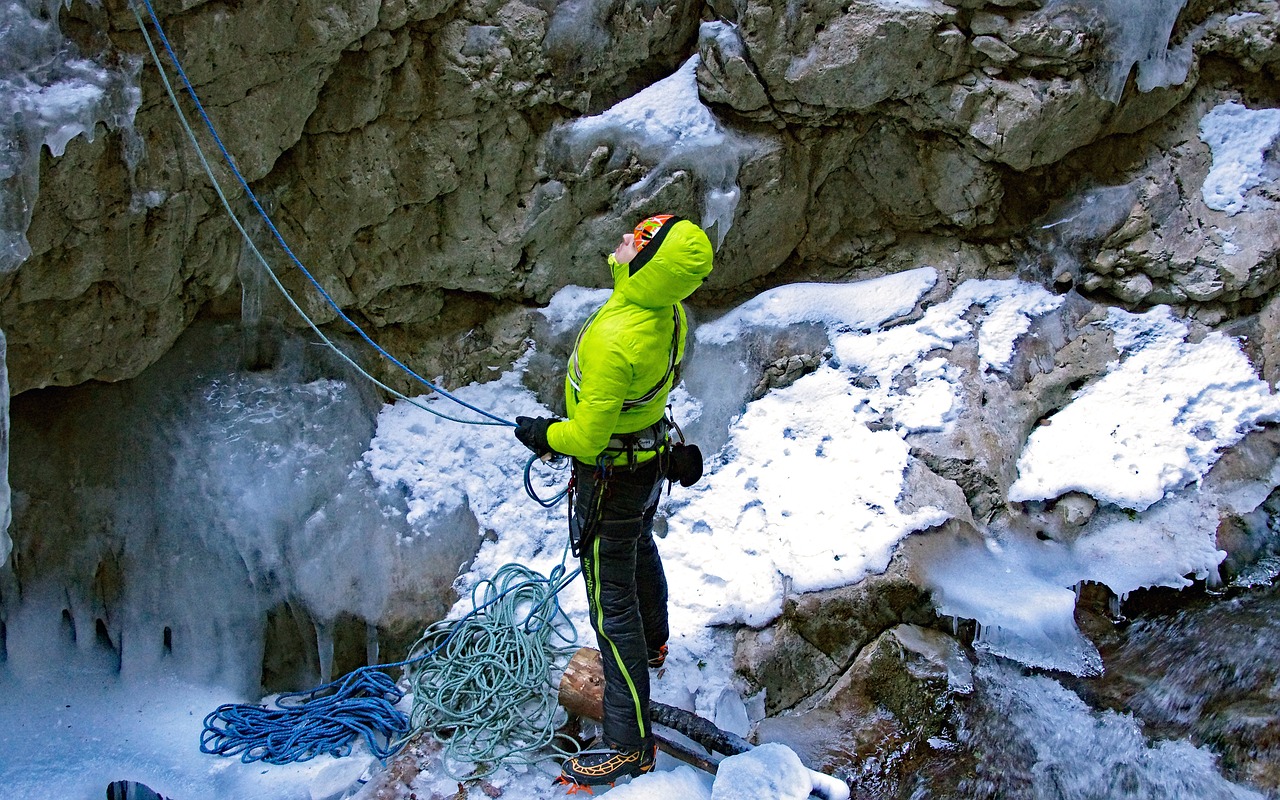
589;533;647;741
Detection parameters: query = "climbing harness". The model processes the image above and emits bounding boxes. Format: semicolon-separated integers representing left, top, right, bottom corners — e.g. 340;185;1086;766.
568;305;682;412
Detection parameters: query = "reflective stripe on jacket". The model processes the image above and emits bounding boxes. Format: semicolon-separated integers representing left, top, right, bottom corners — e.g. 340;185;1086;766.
546;219;714;462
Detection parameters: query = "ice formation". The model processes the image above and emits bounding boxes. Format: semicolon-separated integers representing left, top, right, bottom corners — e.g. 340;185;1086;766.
0;329;9;564
1075;0;1195;103
695;268;938;346
923;488;1238;676
0;324;485;696
1199;101;1280;216
0;0;142;273
969;659;1265;799
928;305;1280;675
558;30;758;247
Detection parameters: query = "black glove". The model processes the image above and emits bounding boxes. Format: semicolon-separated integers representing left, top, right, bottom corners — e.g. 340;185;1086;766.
515;416;558;458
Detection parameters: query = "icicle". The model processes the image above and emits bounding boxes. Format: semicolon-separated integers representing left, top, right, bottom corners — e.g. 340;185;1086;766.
316;620;334;685
1108;593;1125;621
237;217;270;369
1072;0;1192;103
365;622;379;667
238;221;264;328
1204;565;1225;596
0;0;142;273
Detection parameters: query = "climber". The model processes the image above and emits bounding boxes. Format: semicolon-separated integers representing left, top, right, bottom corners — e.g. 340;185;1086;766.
514;214;713;787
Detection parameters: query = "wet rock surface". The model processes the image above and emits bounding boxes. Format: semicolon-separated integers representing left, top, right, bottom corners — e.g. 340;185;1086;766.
3;0;1278;398
4;1;1280;797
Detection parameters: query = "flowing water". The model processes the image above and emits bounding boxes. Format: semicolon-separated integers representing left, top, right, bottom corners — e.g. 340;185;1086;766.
898;580;1280;800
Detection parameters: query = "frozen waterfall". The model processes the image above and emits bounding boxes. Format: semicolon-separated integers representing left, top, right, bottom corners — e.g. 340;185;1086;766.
1;329;10;564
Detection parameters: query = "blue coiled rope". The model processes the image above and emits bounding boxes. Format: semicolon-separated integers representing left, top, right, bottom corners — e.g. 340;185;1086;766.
200;668;410;764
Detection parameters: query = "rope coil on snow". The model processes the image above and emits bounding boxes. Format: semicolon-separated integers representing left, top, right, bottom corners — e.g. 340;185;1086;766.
199;670;410;764
199;561;581;767
404;562;582;779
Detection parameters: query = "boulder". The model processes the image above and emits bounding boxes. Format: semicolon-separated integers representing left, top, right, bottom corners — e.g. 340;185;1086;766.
754;624;973;794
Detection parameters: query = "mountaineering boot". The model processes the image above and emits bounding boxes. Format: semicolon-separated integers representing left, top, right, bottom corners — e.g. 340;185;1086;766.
647;644;668;669
106;781;167;800
560;742;657;786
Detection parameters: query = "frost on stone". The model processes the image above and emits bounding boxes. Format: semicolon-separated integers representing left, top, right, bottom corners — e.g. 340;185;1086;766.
543;0;664;73
1199;101;1280;216
0;0;142;273
1067;0;1195;103
554;36;759;248
696;268;938;346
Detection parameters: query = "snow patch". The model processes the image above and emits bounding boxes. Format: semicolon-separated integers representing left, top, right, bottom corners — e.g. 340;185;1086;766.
1010;306;1280;511
1199;101;1280;216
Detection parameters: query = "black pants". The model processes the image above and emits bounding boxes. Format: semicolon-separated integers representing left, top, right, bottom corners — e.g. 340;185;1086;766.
572;456;669;750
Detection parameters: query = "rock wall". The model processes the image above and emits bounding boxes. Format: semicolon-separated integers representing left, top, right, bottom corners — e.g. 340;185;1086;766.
1;0;1277;396
4;2;1278;791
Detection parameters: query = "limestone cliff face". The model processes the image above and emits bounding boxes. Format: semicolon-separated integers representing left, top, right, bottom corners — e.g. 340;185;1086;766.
1;0;1278;394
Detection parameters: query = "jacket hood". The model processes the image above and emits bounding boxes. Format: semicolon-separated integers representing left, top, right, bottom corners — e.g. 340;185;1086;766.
616;219;714;308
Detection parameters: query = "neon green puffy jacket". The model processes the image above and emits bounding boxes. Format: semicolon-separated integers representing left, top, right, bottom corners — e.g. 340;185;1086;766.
546;219;714;462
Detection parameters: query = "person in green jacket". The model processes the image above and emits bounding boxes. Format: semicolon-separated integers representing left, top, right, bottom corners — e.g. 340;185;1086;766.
515;214;713;786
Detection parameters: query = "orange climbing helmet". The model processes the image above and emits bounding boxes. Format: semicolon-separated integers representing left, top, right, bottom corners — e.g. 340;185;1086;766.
632;214;675;252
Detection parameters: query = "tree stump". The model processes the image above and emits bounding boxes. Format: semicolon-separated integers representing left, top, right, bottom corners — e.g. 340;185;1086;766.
558;646;606;722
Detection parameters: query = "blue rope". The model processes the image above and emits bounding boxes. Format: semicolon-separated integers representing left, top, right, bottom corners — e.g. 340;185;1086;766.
133;0;514;428
200;669;410;764
524;454;570;508
132;2;584;765
199;562;581;766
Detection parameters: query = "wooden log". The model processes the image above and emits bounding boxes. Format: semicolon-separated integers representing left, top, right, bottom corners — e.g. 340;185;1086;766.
558;646;606;722
557;647;743;774
556;648;851;799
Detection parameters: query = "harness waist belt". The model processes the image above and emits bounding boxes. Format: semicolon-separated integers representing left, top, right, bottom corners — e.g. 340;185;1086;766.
604;419;669;454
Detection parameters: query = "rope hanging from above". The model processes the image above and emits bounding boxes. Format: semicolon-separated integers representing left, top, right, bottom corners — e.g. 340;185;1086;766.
132;0;588;772
129;0;514;429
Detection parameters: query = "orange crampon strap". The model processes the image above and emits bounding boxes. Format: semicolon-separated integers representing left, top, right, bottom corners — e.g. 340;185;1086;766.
556;776;598;795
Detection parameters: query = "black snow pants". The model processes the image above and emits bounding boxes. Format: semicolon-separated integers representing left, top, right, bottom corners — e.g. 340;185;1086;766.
571;456;669;750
